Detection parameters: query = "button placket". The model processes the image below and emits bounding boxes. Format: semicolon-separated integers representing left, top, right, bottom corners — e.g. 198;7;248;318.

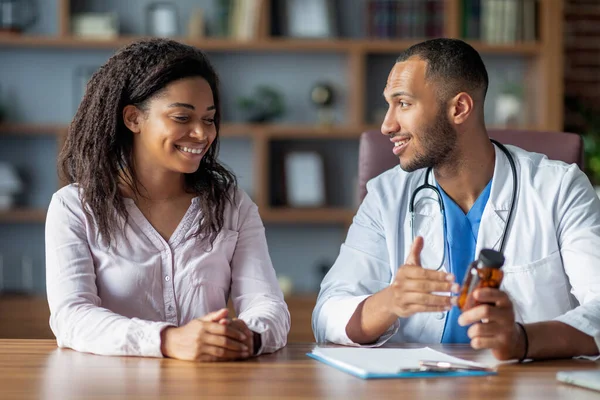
162;248;177;324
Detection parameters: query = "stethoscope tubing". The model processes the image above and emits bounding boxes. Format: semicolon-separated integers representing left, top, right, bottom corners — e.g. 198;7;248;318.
409;139;517;271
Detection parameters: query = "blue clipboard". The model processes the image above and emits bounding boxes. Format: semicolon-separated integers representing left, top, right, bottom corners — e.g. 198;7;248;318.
306;352;496;380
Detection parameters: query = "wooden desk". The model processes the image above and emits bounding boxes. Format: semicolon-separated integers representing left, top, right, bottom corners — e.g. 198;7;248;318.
0;340;598;399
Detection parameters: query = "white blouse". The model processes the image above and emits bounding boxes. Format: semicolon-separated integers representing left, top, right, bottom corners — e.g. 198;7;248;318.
45;184;290;357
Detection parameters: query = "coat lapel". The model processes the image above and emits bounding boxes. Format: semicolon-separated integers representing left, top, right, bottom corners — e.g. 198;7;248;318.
476;144;518;258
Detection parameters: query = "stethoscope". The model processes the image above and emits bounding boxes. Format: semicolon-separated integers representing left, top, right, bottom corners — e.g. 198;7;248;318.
408;139;517;271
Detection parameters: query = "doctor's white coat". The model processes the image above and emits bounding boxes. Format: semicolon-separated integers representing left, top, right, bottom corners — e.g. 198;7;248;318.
313;144;600;351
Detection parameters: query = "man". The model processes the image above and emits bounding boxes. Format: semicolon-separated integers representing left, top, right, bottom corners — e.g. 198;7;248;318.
312;38;600;360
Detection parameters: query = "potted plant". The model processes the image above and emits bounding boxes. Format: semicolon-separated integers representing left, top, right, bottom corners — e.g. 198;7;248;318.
564;95;600;190
237;85;285;123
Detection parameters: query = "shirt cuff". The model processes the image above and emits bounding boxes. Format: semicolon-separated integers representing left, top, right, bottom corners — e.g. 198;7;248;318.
137;321;176;358
318;295;399;346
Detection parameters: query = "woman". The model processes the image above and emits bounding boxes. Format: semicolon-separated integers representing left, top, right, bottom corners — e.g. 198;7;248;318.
46;38;289;361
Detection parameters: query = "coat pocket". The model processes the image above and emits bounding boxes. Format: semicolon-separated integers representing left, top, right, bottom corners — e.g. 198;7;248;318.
501;251;572;322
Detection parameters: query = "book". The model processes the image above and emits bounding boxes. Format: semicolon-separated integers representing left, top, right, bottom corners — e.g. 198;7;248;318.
307;346;496;379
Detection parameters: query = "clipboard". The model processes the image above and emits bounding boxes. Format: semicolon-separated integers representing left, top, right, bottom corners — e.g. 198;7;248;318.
307;347;496;379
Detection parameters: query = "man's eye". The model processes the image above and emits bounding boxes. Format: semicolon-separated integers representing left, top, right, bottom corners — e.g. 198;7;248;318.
399;101;409;108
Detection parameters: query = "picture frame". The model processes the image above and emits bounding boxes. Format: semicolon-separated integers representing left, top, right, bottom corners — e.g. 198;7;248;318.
283;151;327;207
284;0;337;38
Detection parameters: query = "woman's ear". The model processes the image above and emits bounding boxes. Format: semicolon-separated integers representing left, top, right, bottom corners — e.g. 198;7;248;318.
123;105;143;134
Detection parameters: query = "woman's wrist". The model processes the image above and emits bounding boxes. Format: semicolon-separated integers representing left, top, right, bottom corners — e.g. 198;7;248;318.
252;331;262;355
160;326;176;358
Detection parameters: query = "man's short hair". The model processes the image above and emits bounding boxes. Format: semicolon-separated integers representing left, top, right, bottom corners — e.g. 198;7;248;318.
396;38;489;104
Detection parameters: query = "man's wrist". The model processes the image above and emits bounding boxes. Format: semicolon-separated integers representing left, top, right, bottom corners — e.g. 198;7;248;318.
514;322;529;362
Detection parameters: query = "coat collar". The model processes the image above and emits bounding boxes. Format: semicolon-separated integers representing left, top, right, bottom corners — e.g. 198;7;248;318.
405;143;519;269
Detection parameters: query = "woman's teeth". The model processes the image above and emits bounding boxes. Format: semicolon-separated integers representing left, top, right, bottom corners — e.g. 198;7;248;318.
176;145;204;154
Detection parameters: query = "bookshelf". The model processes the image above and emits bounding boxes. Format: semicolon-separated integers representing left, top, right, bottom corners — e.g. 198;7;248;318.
0;0;564;225
0;0;564;342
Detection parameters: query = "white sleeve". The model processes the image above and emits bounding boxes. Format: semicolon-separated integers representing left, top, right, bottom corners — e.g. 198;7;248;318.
46;194;174;357
552;166;600;353
312;181;399;346
230;191;290;355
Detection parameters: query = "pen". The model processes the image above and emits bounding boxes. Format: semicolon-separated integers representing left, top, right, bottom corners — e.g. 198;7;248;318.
418;360;494;372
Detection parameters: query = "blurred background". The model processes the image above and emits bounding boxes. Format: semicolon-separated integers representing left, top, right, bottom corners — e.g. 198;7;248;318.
0;0;595;342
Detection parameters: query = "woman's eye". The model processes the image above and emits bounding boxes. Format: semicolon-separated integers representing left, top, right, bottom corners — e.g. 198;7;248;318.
173;116;189;122
203;118;215;125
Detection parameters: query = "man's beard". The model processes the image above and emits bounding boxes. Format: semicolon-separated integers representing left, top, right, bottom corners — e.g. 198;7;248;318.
399;109;457;173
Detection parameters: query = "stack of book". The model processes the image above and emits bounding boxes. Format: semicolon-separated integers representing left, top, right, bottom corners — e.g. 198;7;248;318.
365;0;445;39
214;0;264;40
462;0;537;43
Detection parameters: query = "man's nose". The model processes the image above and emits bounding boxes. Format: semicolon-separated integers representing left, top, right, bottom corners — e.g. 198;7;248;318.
380;108;400;136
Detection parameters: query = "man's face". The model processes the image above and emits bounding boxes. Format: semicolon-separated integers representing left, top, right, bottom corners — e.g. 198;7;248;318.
381;57;457;172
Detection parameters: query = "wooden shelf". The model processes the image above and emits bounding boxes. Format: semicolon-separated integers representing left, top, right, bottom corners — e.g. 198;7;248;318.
260;207;355;224
223;124;363;139
0;123;364;139
0;209;47;223
0;34;543;56
359;39;542;55
0;35;354;53
0;123;66;136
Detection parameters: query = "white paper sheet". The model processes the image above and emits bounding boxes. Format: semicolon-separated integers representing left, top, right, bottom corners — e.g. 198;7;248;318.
310;347;491;375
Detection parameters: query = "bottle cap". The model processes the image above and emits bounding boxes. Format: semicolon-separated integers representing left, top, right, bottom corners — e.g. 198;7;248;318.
478;249;505;269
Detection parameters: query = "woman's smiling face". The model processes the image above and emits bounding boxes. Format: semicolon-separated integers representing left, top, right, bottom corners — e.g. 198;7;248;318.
124;76;217;175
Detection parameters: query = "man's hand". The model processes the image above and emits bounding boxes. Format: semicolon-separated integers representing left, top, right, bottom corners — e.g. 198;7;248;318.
160;308;250;361
387;236;457;318
458;288;524;360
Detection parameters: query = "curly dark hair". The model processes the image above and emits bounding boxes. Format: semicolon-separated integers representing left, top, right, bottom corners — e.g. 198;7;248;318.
59;38;237;248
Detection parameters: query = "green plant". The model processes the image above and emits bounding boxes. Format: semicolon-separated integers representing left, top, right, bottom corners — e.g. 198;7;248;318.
237;85;285;123
565;95;600;185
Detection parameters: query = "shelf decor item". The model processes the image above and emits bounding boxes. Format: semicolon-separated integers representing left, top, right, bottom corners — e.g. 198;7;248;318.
71;12;118;39
284;0;336;38
237;85;285;123
284;151;326;207
146;2;179;37
0;0;37;34
0;162;22;210
187;8;205;38
310;82;335;127
494;81;524;128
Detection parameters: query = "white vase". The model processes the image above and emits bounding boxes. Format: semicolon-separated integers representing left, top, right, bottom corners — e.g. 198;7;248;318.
494;93;523;127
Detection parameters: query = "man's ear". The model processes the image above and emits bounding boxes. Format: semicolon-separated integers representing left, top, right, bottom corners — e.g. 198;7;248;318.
123;105;143;134
448;92;474;125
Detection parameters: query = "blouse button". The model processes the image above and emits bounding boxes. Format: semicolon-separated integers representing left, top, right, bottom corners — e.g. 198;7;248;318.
435;312;445;320
165;276;171;282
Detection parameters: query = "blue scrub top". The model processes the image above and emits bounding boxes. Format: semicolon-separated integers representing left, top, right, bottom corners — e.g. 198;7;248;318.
439;179;493;343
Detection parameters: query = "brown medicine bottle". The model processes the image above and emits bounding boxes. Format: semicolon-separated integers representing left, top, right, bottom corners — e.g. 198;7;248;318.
457;249;505;311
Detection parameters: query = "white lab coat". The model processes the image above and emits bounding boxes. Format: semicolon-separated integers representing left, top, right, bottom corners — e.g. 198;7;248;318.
313;144;600;351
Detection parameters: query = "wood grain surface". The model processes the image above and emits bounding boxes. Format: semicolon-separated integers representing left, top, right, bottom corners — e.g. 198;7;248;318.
0;340;598;399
